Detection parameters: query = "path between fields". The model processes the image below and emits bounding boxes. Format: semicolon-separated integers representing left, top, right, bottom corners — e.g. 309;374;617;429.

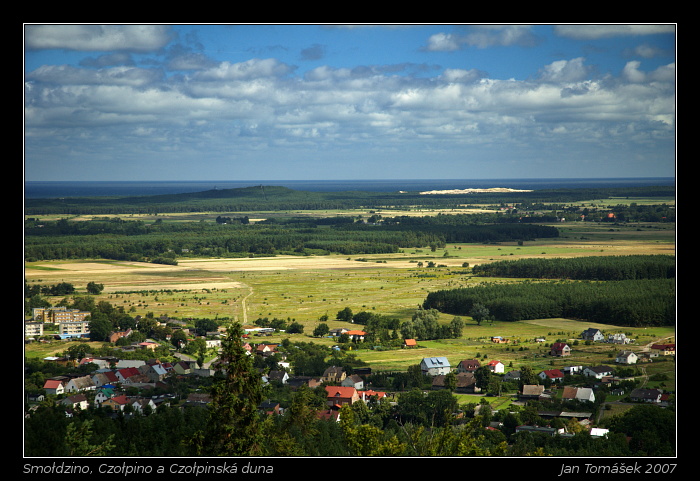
240;285;254;324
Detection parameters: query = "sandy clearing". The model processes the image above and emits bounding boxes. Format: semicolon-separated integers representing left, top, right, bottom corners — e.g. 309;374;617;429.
178;256;416;271
102;280;246;293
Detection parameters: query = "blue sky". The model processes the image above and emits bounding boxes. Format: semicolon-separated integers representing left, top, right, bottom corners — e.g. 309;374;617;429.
24;24;676;181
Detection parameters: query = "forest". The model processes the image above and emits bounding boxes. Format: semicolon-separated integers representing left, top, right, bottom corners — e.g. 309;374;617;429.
24;214;560;262
471;255;676;281
423;255;675;326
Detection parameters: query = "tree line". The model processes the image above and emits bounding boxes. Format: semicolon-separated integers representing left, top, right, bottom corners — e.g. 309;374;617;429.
423;277;674;326
24;215;559;262
471;255;675;281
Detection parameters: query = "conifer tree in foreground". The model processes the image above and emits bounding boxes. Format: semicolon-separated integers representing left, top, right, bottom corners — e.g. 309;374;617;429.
191;322;266;456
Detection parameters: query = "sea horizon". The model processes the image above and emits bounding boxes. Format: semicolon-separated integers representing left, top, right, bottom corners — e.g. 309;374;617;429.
24;177;675;199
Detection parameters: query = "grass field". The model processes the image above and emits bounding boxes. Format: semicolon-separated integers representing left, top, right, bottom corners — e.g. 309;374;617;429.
25;219;675;390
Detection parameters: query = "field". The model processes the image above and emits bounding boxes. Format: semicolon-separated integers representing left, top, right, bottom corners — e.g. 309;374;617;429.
25;217;675;386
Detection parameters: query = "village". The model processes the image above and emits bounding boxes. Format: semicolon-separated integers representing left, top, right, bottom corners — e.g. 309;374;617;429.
29;319;676;442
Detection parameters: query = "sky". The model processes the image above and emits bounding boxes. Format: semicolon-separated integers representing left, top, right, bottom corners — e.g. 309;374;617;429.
23;24;676;182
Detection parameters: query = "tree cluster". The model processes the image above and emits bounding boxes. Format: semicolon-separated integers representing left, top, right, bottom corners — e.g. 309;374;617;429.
424;278;674;326
24;214;558;262
472;255;675;281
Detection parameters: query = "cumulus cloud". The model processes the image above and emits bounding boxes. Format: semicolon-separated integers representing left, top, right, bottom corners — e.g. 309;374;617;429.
554;24;675;40
23;24;675;180
425;25;541;51
24;24;174;52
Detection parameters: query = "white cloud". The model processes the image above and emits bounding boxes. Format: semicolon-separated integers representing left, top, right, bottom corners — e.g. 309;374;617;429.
24;25;174;52
554;24;675;40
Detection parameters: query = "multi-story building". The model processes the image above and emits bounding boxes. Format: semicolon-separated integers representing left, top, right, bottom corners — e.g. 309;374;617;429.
58;320;90;336
33;307;90;324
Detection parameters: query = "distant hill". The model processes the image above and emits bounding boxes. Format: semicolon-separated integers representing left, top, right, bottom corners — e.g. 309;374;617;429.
24;184;675;216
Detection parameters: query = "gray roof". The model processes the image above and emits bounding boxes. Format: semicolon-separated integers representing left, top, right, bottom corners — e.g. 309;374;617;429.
422;357;450;367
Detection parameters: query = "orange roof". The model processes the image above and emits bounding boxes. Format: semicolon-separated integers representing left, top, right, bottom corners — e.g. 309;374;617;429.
404;339;417;346
346;330;366;336
325;386;357;398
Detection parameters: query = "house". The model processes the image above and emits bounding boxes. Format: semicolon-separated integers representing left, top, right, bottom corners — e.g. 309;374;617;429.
562;365;584;376
185;393;212;406
108;329;133;343
102;395;130;412
61;394;89;411
267;370;290;385
115;359;146;369
64;375;96;393
608;333;632;344
139;363;168;382
259;400;282;415
359;390;387;402
79;357;111;370
616;350;638;365
256;344;278;355
562;386;596;403
630;388;663;403
92;370;119;387
129;397;157;414
650;343;675;357
491;336;509;344
345;330;366;342
486;360;504;374
583;365;614;379
538;369;564;383
519;384;545;401
325;386;359;407
43;379;65;396
317;409;341;422
431;374;450;390
550;342;571;357
173;361;194;375
455;372;480;393
322;366;347;383
341;374;364;390
116;367;142;383
503;370;521;382
420;357;451;376
403;339;417;348
94;387;117;406
456;359;480;373
581;328;604;342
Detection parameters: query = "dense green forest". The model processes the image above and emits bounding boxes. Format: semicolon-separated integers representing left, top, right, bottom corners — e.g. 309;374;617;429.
471;255;676;281
423;255;675;326
24;184;675;215
24;215;560;262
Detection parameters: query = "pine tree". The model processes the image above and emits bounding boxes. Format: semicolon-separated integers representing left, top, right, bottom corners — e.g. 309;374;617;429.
192;322;266;456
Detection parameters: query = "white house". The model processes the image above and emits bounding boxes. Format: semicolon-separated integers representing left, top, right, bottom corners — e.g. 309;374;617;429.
61;394;89;411
581;328;604;342
583;365;614;379
486;360;504;374
64;375;96;393
129;397;157;414
420;357;451;376
616;350;638;364
43;379;65;396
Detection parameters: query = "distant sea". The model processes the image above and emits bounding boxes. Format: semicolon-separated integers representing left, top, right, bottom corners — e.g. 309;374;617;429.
24;178;675;199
